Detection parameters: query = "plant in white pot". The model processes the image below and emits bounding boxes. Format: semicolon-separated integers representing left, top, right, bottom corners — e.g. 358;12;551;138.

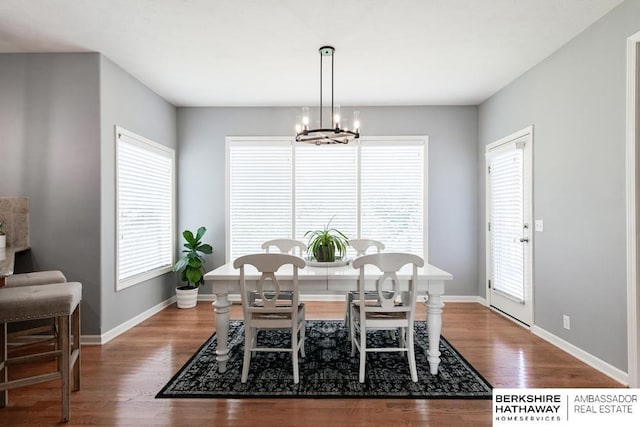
173;226;213;309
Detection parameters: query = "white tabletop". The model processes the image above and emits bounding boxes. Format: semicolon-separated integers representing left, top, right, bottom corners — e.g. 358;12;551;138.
204;260;452;281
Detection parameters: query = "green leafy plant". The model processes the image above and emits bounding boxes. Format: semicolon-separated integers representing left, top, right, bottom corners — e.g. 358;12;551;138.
173;227;213;289
304;216;349;262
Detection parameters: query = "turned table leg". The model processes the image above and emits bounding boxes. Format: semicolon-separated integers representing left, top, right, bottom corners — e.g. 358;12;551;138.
426;281;445;375
212;293;232;373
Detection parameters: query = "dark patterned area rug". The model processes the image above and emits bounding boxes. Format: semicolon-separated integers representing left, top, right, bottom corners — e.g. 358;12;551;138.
156;320;492;399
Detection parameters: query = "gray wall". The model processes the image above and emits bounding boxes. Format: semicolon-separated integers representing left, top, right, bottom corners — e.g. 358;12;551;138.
0;53;102;333
177;106;478;296
99;56;178;333
479;0;637;371
0;53;177;336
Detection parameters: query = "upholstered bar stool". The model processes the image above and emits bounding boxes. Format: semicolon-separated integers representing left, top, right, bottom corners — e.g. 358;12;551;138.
4;271;68;354
0;281;82;422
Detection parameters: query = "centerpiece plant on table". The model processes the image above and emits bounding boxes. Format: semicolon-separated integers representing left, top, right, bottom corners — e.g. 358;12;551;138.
305;216;349;263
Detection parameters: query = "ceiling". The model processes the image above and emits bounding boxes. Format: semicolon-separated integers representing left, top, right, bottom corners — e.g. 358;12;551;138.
0;0;624;107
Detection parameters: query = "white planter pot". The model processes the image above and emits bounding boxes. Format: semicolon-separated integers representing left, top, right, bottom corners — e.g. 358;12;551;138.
176;287;198;309
0;235;5;249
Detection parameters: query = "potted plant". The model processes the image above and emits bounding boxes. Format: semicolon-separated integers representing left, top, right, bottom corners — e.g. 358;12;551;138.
0;220;5;249
305;216;349;262
173;226;213;308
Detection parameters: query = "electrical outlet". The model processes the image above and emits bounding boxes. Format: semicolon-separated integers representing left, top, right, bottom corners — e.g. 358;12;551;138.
563;315;570;330
535;220;544;232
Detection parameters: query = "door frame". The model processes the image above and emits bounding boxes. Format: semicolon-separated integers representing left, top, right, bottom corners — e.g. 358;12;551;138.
625;31;640;388
485;125;534;327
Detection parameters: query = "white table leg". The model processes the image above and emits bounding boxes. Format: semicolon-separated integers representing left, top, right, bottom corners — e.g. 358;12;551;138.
426;281;445;375
212;293;232;373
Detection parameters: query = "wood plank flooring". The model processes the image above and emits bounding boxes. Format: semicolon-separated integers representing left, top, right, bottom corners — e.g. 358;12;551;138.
0;301;624;426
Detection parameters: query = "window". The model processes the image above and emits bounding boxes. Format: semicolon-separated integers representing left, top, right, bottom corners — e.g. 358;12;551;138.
294;144;358;243
227;139;292;261
360;139;425;256
116;127;175;290
227;136;428;262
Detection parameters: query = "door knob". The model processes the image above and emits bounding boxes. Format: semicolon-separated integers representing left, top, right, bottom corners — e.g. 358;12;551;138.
519;238;529;243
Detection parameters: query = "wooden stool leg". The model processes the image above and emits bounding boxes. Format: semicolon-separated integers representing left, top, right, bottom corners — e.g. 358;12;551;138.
72;305;81;391
1;323;7;408
59;315;70;422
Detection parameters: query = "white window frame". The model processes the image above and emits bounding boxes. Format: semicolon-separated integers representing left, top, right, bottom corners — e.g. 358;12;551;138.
115;126;176;290
226;136;428;262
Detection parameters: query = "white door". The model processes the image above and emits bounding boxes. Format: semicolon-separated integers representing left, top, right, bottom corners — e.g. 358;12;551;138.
486;127;533;326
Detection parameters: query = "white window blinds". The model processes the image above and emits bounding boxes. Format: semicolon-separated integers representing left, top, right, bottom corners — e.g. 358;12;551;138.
227;137;428;262
228;140;292;261
117;128;175;289
294;145;358;242
488;144;525;302
360;141;425;257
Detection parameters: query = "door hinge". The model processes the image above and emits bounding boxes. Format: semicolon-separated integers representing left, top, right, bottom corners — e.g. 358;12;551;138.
488;279;491;289
488;222;491;231
488;165;491;174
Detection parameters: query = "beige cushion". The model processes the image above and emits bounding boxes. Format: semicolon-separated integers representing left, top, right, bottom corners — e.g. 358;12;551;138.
5;270;67;287
0;282;82;323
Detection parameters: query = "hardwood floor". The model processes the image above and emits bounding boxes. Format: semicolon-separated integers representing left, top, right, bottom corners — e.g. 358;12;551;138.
0;301;623;426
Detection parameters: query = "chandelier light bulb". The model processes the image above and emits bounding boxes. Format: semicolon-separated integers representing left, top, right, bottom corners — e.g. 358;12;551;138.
302;106;310;130
295;114;303;134
353;111;361;132
334;104;341;128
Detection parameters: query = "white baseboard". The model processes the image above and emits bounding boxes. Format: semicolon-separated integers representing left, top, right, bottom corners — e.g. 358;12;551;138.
441;295;486;304
531;325;629;385
81;296;177;346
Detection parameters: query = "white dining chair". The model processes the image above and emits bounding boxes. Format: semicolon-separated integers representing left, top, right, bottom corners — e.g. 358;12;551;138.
261;239;307;257
349;252;424;383
233;253;306;384
344;239;385;332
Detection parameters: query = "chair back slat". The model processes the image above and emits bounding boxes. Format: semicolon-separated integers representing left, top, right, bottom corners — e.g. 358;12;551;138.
376;271;400;309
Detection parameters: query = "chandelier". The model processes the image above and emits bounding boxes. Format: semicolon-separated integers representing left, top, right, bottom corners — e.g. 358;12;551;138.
295;46;360;145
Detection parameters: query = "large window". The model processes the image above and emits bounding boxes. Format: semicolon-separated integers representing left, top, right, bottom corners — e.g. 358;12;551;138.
226;136;427;262
116;127;175;290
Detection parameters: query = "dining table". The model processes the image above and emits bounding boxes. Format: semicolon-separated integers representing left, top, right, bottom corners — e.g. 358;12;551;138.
203;260;453;375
